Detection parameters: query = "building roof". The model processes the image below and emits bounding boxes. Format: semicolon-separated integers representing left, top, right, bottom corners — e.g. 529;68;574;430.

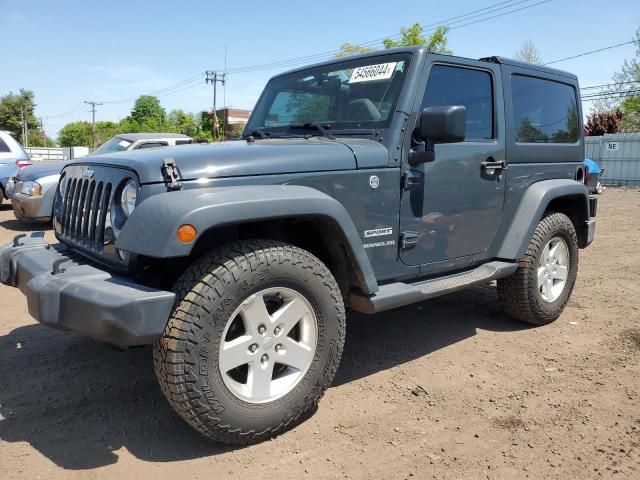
116;133;190;141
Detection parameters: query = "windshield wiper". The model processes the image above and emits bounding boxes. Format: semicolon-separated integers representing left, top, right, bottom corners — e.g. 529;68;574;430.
245;128;271;140
289;123;336;140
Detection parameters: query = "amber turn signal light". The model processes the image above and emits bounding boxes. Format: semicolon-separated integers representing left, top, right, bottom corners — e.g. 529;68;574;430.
177;224;197;243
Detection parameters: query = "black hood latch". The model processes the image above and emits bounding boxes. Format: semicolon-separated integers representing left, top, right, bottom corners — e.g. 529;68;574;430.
162;157;182;191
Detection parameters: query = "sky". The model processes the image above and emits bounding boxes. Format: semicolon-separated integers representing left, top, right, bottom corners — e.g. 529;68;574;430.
0;0;638;138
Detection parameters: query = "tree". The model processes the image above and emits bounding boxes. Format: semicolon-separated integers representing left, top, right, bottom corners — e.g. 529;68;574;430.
58;121;93;147
167;109;199;136
58;120;122;147
335;42;374;58
593;27;640;116
383;24;452;54
585;110;623;136
130;95;166;127
336;23;453;58
514;40;543;64
620;95;640;132
0;89;42;146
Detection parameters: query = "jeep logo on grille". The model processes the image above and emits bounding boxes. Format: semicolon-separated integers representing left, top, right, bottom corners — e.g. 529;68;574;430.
83;169;95;179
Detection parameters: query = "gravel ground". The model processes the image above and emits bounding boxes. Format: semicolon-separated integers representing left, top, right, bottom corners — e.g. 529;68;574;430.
0;188;638;479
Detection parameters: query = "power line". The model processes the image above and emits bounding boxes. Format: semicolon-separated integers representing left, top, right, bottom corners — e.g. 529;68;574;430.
41;0;552;115
544;40;635;66
100;72;205;105
581;80;639;91
224;0;551;74
43;102;86;119
580;89;640;102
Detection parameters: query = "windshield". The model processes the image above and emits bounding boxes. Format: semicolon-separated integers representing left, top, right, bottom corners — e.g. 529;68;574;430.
245;53;412;136
92;136;133;155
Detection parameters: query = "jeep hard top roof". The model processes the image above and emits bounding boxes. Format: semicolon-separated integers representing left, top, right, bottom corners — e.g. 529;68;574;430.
276;46;577;81
116;133;190;141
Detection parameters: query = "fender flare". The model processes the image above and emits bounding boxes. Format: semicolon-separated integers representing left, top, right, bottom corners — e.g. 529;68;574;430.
497;179;590;259
116;184;379;293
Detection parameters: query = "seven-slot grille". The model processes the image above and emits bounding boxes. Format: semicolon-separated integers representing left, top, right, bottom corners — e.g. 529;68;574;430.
59;176;112;249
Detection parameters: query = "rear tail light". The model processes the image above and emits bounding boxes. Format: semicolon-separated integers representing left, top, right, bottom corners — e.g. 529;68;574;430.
15;159;31;168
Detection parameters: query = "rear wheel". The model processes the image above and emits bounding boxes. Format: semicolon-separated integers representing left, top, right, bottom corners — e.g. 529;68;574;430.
498;212;579;325
153;240;345;445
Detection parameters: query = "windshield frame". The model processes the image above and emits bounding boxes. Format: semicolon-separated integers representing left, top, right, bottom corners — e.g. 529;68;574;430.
245;52;414;137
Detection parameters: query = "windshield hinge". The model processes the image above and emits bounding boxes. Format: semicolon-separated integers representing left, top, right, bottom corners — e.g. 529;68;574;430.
402;171;422;190
162;157;182;191
400;231;419;250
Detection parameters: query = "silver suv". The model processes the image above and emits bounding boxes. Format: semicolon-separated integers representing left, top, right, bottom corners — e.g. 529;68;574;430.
10;133;193;222
0;130;31;205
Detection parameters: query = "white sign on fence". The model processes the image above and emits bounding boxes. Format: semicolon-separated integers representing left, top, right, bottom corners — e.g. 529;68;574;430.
606;142;619;152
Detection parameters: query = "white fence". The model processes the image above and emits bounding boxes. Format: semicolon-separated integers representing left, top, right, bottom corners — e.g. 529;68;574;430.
25;147;64;161
585;133;640;186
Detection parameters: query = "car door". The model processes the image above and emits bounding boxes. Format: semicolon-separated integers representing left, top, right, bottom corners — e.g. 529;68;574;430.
399;57;505;270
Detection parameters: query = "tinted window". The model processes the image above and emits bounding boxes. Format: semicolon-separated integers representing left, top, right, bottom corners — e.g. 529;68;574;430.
135;141;168;149
512;75;579;143
175;139;192;145
265;91;331;127
0;137;9;153
92;136;133;155
422;65;494;140
246;54;411;133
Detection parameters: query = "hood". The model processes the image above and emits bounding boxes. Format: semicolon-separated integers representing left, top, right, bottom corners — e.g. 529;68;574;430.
16;161;66;181
64;138;389;184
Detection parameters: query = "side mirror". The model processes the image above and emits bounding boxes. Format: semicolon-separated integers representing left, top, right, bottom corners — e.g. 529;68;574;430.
418;105;466;143
409;105;467;166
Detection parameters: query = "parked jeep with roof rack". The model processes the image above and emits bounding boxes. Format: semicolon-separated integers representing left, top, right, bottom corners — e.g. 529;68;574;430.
0;47;596;445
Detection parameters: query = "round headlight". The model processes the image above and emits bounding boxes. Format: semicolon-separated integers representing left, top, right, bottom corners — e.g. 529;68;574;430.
120;180;138;218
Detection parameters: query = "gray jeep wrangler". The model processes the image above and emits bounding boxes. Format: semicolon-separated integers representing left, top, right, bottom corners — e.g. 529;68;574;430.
0;47;596;445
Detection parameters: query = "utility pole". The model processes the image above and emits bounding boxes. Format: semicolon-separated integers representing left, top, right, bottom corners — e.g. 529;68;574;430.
40;117;46;148
205;71;226;140
20;106;25;146
84;100;103;148
223;46;228;140
20;105;29;148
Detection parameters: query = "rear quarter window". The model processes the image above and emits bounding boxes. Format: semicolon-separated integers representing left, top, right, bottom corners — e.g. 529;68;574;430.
511;75;579;144
0;136;10;153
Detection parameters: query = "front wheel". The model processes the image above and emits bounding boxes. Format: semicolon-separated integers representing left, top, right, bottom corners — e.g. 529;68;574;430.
595;181;604;195
498;212;579;325
153;240;345;445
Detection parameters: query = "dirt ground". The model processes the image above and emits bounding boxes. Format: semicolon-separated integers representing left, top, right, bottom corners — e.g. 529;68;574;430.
0;188;638;480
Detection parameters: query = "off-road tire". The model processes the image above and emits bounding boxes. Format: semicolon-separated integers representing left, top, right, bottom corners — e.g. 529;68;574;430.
153;240;345;445
497;212;579;325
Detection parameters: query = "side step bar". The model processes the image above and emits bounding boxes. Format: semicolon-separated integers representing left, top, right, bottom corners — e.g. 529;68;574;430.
350;261;518;314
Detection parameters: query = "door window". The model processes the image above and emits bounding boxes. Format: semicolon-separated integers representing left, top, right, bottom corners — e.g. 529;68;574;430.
422;65;494;140
135;141;169;149
511;75;579;143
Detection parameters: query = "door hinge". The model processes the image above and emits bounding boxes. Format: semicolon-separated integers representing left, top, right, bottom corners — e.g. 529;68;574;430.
400;231;419;250
402;171;422;190
162;157;182;191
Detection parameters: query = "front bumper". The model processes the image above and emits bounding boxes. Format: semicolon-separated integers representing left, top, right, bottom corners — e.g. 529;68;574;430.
0;233;176;347
584;196;597;247
12;193;47;221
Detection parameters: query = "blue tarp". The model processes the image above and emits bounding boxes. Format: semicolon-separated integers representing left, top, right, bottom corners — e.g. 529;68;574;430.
583;158;601;174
